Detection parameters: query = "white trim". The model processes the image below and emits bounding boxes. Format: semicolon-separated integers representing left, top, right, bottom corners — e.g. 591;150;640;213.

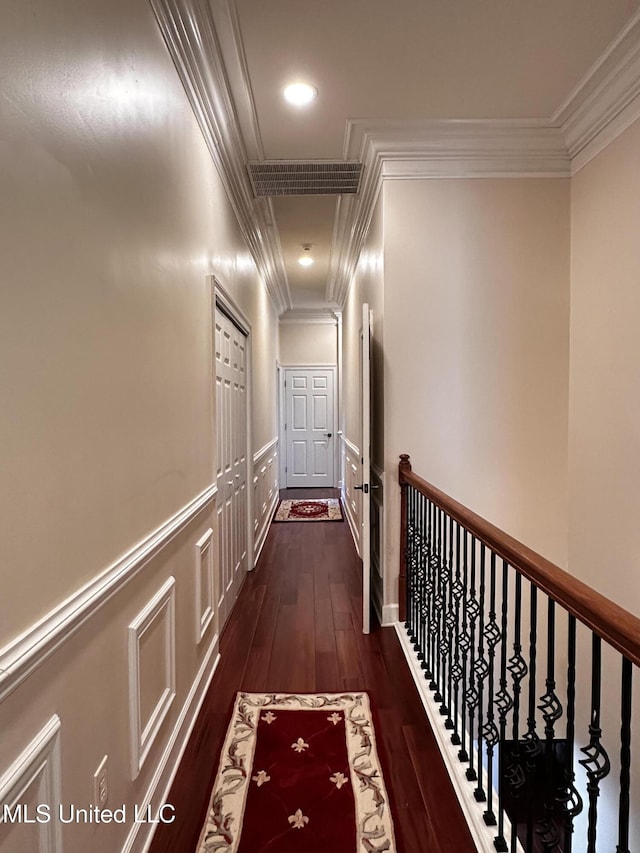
253;436;278;465
279;311;340;325
328;119;569;306
148;0;290;313
253;488;278;566
122;639;221;853
195;529;215;645
0;715;62;853
0;484;217;704
341;434;360;459
252;437;279;565
394;623;523;853
553;8;640;172
381;604;398;627
128;578;177;780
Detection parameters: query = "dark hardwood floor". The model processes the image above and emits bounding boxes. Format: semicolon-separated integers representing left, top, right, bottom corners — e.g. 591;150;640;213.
148;489;476;853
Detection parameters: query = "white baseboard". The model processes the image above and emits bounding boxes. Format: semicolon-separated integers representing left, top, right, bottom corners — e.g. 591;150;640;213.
381;603;399;626
393;623;522;853
122;638;221;853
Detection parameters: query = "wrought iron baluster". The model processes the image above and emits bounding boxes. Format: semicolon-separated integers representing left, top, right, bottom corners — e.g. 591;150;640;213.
506;572;527;853
537;599;563;850
617;656;633;853
406;486;416;643
432;507;443;698
443;514;455;728
523;584;541;852
458;528;470;764
482;551;500;827
450;520;464;747
416;492;427;672
493;561;512;851
578;634;611;853
474;544;487;803
425;497;436;681
465;535;479;783
558;615;582;853
438;510;451;718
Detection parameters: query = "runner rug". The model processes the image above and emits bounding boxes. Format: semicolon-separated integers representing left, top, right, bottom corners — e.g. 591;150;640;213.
196;692;397;853
274;498;343;522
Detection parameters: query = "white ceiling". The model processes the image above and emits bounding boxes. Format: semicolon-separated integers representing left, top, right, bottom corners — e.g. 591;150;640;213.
225;0;640;311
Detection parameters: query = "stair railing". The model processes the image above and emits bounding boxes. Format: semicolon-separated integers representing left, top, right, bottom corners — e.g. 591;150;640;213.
398;454;639;853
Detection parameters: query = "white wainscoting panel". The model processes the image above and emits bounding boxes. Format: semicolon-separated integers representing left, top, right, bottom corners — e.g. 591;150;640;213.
194;529;215;645
340;435;361;553
0;483;216;704
252;437;279;565
0;715;62;853
122;639;220;853
128;578;176;780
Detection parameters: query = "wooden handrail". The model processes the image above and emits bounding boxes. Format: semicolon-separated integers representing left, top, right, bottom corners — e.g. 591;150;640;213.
399;454;640;668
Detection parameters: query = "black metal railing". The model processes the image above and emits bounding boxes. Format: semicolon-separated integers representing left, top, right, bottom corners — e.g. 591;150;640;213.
399;454;639;853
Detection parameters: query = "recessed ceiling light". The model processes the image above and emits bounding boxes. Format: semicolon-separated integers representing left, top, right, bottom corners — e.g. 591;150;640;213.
298;245;314;266
283;82;318;107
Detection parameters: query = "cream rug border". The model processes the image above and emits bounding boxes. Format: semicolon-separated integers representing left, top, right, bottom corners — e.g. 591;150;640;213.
196;692;397;853
274;498;343;522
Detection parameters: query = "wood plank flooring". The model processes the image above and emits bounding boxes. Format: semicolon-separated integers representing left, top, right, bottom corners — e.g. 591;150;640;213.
148;489;476;853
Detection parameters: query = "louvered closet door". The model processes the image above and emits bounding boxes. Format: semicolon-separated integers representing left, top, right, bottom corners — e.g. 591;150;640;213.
215;308;248;628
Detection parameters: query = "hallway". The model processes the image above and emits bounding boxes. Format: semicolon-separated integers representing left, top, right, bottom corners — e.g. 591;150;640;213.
148;490;476;853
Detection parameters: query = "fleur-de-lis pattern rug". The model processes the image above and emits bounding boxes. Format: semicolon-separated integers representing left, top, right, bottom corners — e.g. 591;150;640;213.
197;692;396;852
273;498;343;522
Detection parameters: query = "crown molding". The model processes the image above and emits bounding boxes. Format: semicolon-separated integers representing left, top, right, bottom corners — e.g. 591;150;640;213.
327;118;569;306
279;309;340;325
148;0;291;313
553;8;640;173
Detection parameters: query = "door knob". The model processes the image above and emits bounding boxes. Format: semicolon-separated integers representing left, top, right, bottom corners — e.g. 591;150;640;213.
325;432;332;438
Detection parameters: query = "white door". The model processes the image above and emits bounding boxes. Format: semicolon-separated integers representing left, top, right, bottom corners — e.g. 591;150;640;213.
360;304;372;634
285;368;335;488
215;307;248;627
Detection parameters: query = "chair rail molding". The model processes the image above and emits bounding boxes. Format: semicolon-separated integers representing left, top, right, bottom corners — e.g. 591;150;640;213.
0;483;217;704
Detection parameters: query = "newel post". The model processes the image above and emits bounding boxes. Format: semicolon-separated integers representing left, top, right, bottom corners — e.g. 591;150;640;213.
398;454;412;622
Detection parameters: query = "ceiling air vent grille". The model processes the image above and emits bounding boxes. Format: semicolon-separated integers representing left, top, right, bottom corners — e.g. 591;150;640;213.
248;161;362;196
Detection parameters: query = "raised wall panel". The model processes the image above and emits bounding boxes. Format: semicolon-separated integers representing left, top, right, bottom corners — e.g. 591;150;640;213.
292;441;307;475
291;395;307;430
312;395;328;429
0;716;62;853
195;529;215;644
128;578;176;780
313;441;328;475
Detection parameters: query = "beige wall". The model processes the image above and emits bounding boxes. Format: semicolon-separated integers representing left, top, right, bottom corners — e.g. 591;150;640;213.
382;178;571;606
278;321;337;365
0;0;278;850
569;118;640;616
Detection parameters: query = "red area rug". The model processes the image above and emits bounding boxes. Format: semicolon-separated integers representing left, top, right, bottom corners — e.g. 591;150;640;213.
197;692;396;853
274;498;343;522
